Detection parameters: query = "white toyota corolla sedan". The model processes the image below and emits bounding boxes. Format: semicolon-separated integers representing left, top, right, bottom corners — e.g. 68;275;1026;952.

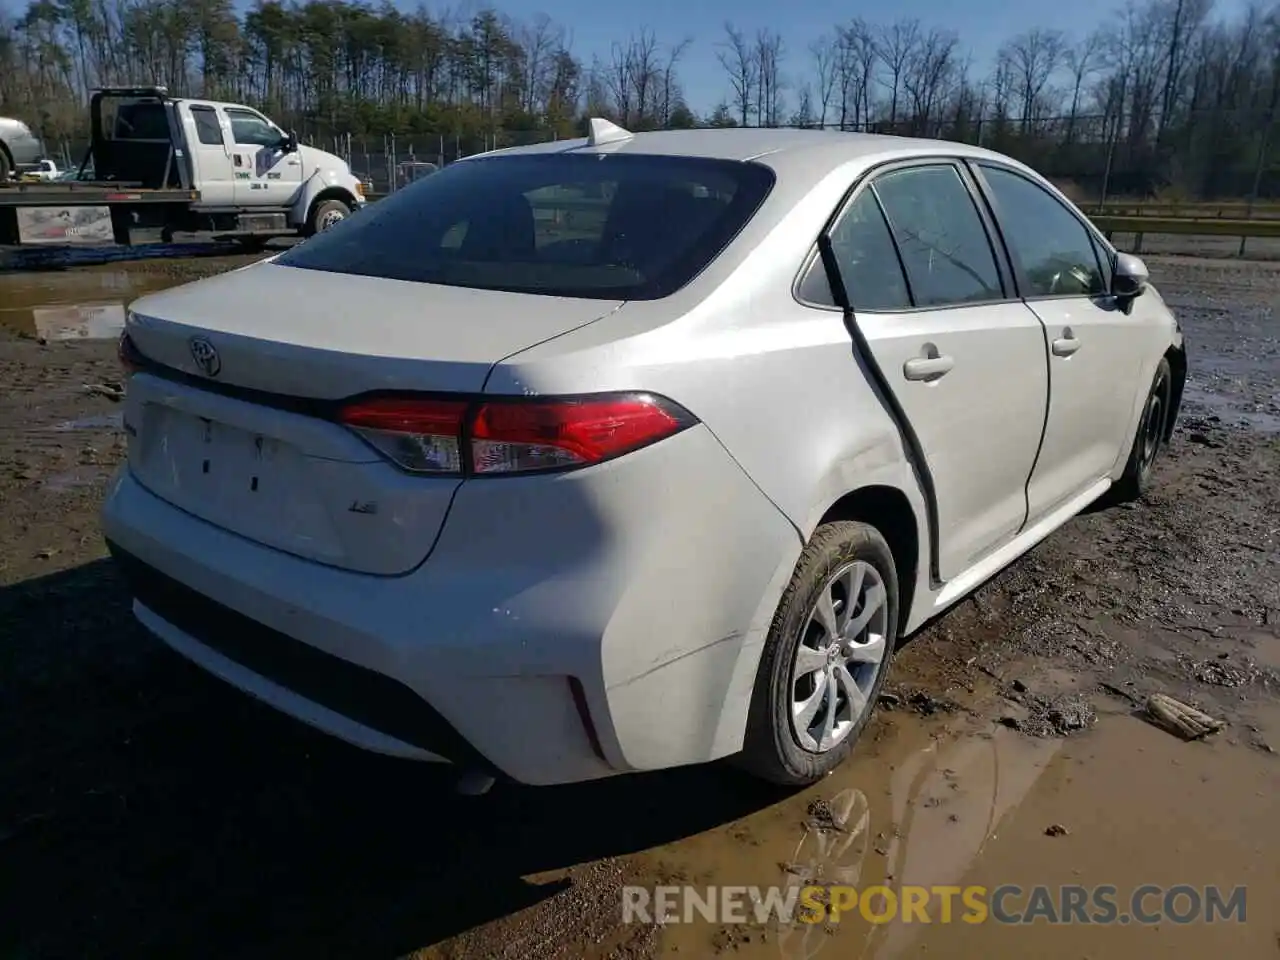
101;121;1185;788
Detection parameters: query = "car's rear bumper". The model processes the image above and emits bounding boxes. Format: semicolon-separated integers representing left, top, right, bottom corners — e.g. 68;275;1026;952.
100;424;801;785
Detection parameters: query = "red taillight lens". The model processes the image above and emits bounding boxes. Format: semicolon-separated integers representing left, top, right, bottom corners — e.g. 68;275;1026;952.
339;397;469;474
337;393;694;476
471;396;688;474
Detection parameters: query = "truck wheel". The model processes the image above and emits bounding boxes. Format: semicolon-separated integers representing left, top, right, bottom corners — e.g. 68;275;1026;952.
0;148;12;181
306;198;351;236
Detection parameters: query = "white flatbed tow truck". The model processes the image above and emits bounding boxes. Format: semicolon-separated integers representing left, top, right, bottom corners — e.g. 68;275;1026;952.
0;86;365;250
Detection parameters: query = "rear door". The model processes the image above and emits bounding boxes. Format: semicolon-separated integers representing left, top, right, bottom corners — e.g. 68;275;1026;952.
185;104;235;205
972;162;1146;524
820;161;1050;582
225;107;301;207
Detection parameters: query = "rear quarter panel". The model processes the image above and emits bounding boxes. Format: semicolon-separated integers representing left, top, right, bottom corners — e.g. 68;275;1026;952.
485;156;937;743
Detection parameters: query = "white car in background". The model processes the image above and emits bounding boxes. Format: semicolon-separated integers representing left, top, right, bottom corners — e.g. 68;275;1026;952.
102;121;1185;789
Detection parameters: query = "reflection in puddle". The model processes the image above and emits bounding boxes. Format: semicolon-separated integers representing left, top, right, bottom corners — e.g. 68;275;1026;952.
651;708;1280;960
29;302;127;342
0;269;178;340
43;465;110;493
760;725;1062;960
52;412;124;432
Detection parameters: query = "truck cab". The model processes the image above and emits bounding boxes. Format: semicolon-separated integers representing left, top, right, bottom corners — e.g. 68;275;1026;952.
91;88;365;238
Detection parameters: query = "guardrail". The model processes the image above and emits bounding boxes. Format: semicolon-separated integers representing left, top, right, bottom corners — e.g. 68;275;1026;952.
1089;213;1280;255
1090;200;1280;217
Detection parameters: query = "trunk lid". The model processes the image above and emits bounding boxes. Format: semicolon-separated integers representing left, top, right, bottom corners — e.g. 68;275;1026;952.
123;262;622;575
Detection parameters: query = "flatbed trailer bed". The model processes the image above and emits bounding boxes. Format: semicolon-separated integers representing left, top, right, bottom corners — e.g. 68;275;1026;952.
0;182;198;206
0;177;204;248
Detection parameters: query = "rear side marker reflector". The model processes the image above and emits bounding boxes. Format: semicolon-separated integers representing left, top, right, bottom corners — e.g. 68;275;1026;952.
337;392;697;477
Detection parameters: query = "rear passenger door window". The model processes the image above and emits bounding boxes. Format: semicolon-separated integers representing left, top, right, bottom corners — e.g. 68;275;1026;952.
977;164;1105;298
872;165;1004;308
190;106;224;147
813;189;912;311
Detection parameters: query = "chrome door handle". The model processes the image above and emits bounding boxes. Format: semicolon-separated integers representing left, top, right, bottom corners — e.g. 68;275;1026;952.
903;355;955;381
1052;337;1081;357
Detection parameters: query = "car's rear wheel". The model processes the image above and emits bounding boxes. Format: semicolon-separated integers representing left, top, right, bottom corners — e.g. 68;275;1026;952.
738;521;899;786
0;147;12;181
1108;357;1172;504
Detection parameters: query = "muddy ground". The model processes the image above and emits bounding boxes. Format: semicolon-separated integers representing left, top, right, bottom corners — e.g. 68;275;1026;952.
0;251;1277;960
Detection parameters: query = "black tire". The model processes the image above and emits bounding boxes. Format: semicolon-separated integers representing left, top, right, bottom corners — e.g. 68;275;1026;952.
305;198;351;237
737;521;900;787
1107;356;1173;504
0;147;12;181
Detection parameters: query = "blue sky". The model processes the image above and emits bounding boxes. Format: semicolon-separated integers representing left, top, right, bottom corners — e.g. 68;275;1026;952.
3;0;1252;114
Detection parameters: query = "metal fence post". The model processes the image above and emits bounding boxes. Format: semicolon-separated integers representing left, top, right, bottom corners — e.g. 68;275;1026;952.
1240;109;1273;257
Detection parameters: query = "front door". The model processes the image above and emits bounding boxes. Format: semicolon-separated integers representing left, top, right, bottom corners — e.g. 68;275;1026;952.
225;107;302;207
186;104;235;206
973;163;1147;523
826;162;1050;582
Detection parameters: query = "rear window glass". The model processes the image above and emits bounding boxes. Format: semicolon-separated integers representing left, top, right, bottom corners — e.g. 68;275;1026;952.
112;102;170;140
275;153;775;300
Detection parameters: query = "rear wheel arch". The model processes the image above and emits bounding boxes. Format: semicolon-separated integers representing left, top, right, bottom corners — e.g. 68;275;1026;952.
817;484;920;636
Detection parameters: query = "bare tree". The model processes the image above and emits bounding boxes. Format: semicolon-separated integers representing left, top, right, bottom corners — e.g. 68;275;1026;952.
1157;0;1213;137
791;83;816;127
657;36;692;127
518;13;560;114
1064;32;1105;141
876;18;921;124
754;28;785;125
835;18;878;128
903;28;959;134
999;27;1066;127
809;33;838;126
604;30;662;127
716;21;757;126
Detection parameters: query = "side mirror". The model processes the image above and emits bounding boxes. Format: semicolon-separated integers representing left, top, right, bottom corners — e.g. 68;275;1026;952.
278;131;298;153
1112;252;1149;300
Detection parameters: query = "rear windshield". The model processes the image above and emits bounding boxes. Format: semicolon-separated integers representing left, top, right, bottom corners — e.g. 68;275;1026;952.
276;153;776;300
111;101;170;140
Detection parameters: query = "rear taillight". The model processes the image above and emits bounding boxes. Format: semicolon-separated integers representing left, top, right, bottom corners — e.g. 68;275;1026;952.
338;397;468;474
337;392;696;477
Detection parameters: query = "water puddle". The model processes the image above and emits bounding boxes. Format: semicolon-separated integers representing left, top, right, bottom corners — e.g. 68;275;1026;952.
642;705;1280;959
42;464;111;493
0;269;178;341
51;412;124;432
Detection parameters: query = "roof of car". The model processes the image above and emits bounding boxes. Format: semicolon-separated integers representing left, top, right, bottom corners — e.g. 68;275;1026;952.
472;125;1022;180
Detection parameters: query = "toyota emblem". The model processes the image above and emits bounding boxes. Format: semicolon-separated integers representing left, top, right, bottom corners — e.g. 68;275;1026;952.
189;336;221;377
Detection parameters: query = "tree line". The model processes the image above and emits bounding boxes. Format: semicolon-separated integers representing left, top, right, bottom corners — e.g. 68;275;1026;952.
1;0;1277;196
